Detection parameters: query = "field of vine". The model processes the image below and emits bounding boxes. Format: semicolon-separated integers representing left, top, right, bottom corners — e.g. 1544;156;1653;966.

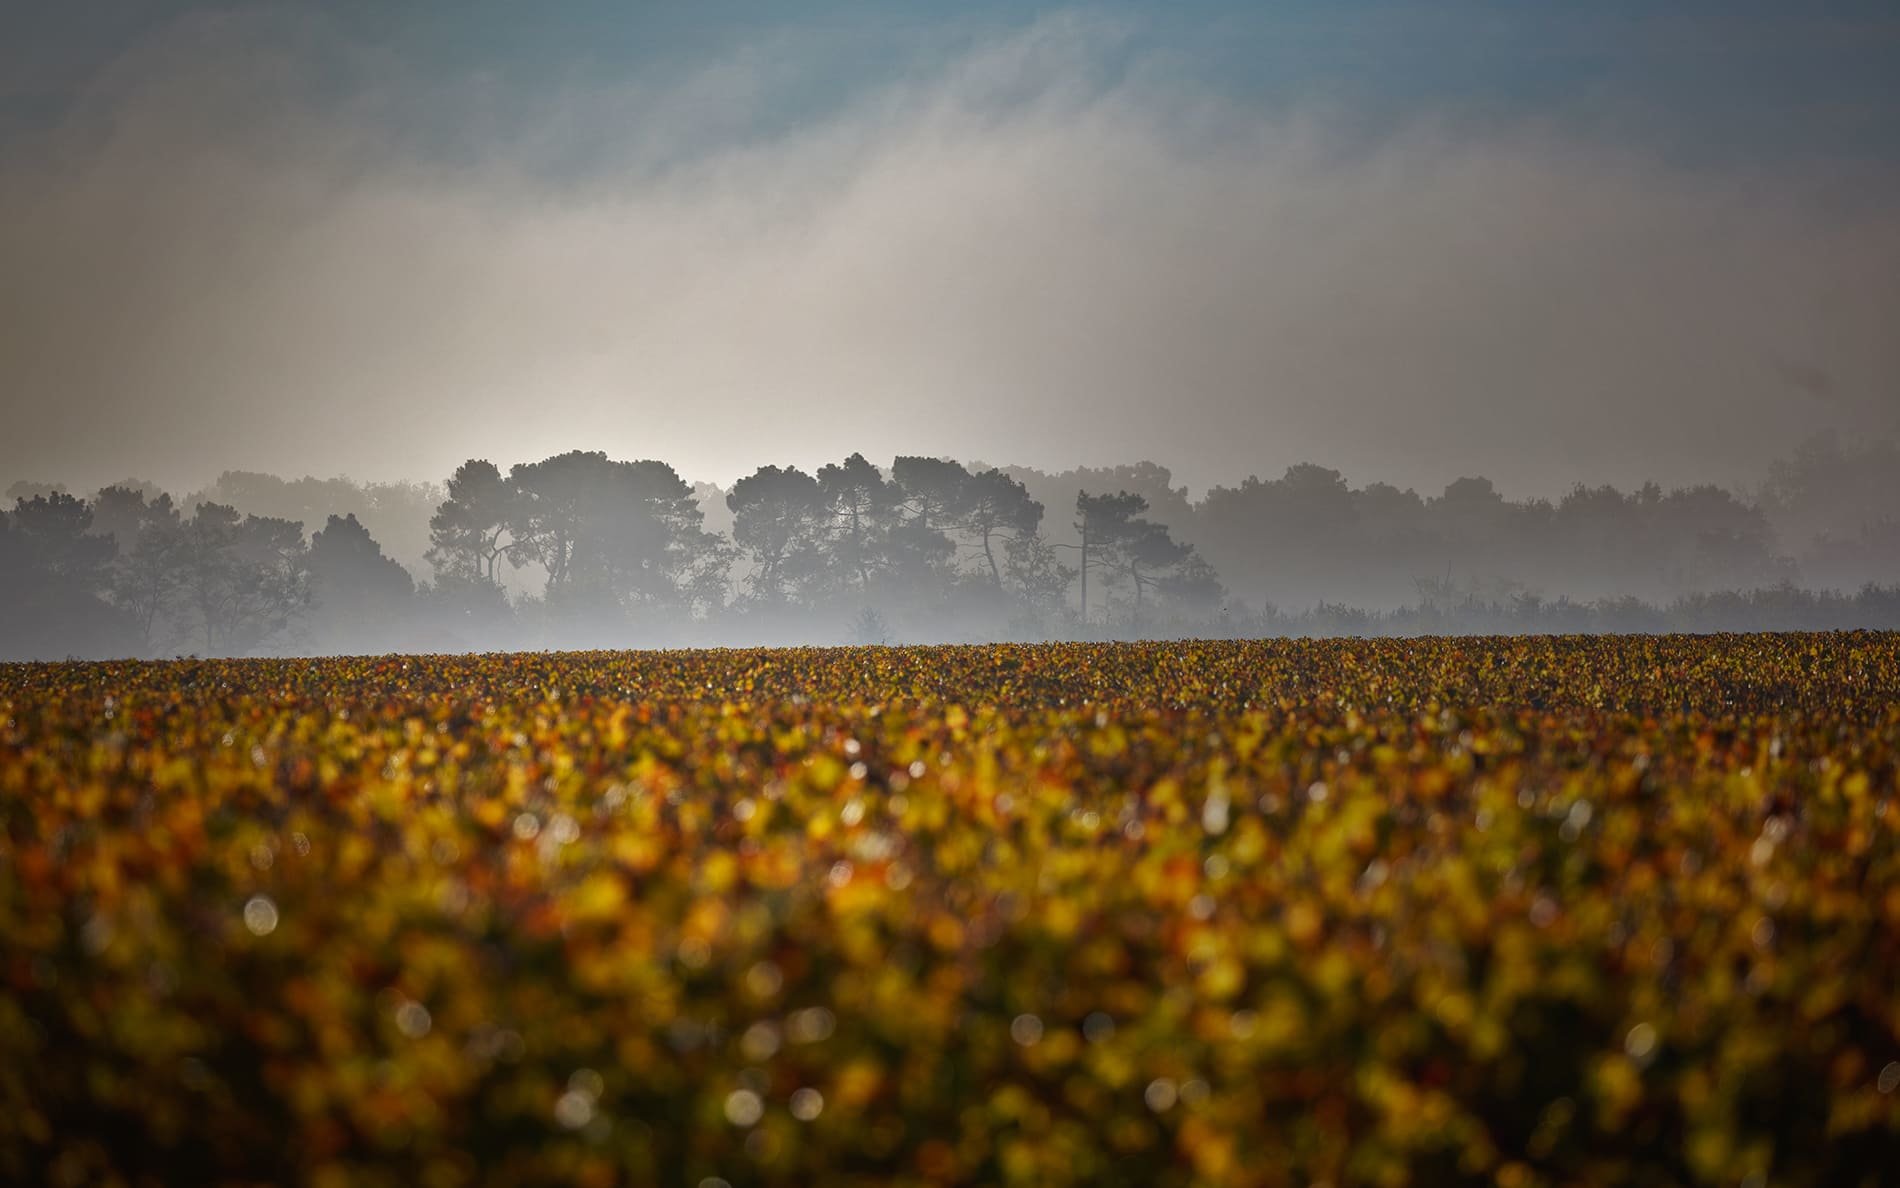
3;635;1899;1186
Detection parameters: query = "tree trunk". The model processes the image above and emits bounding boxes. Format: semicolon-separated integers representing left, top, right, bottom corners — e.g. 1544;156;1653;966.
852;501;870;592
1080;531;1088;624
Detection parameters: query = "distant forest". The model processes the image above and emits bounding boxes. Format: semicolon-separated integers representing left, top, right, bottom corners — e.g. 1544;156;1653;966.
5;434;1900;659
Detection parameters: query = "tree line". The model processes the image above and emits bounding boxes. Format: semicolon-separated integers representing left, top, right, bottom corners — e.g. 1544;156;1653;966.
1;450;1215;658
5;437;1899;659
415;451;1218;645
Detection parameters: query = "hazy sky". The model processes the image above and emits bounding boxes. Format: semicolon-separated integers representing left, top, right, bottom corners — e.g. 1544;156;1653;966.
3;1;1898;499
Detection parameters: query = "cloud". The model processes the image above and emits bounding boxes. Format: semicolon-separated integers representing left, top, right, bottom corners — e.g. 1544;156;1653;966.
2;7;1897;499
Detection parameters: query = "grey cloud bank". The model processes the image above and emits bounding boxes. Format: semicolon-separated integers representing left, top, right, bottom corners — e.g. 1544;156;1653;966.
1;10;1897;501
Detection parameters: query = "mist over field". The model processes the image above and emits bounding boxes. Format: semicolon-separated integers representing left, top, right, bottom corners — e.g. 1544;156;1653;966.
9;434;1900;660
4;3;1900;656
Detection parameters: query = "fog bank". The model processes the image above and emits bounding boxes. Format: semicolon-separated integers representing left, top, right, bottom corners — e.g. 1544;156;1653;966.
3;11;1897;500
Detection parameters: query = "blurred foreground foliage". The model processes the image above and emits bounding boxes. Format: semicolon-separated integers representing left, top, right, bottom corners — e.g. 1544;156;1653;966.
3;635;1899;1185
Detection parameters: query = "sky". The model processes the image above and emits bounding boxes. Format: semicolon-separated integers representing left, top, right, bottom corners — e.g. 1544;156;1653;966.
2;1;1898;499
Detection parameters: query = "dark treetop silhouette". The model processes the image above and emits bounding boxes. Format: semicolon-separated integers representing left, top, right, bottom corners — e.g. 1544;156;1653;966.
6;434;1900;660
